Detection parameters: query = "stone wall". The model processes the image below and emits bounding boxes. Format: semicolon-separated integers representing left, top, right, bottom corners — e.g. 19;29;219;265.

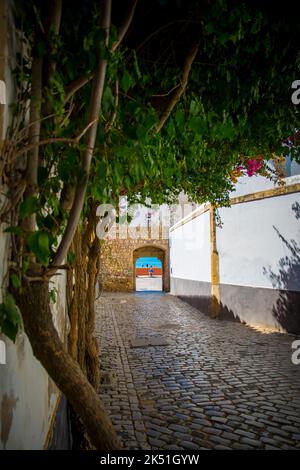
100;231;169;292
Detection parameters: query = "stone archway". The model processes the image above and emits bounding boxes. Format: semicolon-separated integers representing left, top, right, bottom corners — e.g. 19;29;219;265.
100;237;169;292
133;245;169;292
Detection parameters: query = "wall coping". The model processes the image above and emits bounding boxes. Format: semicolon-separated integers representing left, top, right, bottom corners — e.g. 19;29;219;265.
170;176;300;233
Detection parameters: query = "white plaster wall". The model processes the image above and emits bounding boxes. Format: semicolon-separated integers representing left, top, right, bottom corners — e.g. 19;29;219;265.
291;159;300;176
0;333;54;449
170;210;211;282
0;269;68;450
217;188;300;290
0;239;68;447
170;175;300;292
229;174;276;198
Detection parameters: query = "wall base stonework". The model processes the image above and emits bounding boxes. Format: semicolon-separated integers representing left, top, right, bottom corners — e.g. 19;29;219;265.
100;237;169;292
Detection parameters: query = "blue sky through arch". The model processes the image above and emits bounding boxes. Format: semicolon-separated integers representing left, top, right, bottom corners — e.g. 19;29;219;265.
136;257;162;268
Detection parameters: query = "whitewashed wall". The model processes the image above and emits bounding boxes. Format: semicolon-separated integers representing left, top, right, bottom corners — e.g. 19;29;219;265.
0;0;69;449
170;210;211;282
229;173;276;198
170;172;300;332
0;272;68;449
217;186;300;291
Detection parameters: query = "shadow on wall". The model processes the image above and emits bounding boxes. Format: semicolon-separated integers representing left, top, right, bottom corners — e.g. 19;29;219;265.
178;295;241;323
263;202;300;334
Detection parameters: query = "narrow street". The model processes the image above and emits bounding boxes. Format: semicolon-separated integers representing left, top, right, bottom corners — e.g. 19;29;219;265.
96;292;300;450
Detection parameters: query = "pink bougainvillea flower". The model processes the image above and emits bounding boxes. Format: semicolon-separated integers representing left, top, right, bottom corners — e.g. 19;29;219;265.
255;160;262;170
246;158;262;176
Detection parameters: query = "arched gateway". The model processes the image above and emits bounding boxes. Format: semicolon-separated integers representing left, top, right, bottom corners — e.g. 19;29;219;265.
100;238;170;292
133;245;168;291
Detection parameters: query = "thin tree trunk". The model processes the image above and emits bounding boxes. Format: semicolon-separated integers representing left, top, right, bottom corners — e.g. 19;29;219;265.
67;231;80;360
155;44;198;133
85;235;101;389
23;55;42;233
51;0;112;269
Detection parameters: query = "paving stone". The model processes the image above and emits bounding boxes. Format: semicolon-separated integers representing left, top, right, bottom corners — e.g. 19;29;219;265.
214;445;232;450
193;418;211;426
159;433;173;443
205;410;225;418
282;426;300;433
173;431;193;441
240;437;262;448
211;416;228;424
221;431;240;442
261;436;280;446
168;423;189;433
244;420;265;429
232;443;253;450
264;444;281;450
266;427;289;437
213;423;234;432
147;429;160;438
235;429;257;439
210;435;231;447
148;437;166;447
181;441;200;450
202;426;222;436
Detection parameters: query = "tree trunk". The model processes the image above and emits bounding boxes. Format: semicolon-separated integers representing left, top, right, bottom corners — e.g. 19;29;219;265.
17;280;121;450
67;222;100;389
85;235;101;389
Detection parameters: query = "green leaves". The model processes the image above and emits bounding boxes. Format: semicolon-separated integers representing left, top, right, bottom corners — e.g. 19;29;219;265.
27;231;50;267
175;109;185;131
102;86;115;114
67;251;76;266
83;27;105;51
189;116;208;135
10;274;21;290
133;51;141;80
121;70;135;93
20;196;40;219
4;226;22;235
49;287;58;304
0;293;22;343
10;0;300;262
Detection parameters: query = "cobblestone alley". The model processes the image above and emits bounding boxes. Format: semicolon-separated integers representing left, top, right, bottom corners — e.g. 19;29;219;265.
96;292;300;450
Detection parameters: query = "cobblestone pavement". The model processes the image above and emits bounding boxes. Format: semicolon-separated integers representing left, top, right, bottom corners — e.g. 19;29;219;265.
136;276;162;291
96;292;300;450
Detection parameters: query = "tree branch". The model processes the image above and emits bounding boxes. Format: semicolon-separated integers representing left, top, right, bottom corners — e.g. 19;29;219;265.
51;0;112;270
22;55;43;233
111;0;138;52
63;0;138;104
64;74;93;105
155;44;198;134
105;80;119;133
44;0;62;83
42;1;63;121
136;20;201;53
15;119;98;159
